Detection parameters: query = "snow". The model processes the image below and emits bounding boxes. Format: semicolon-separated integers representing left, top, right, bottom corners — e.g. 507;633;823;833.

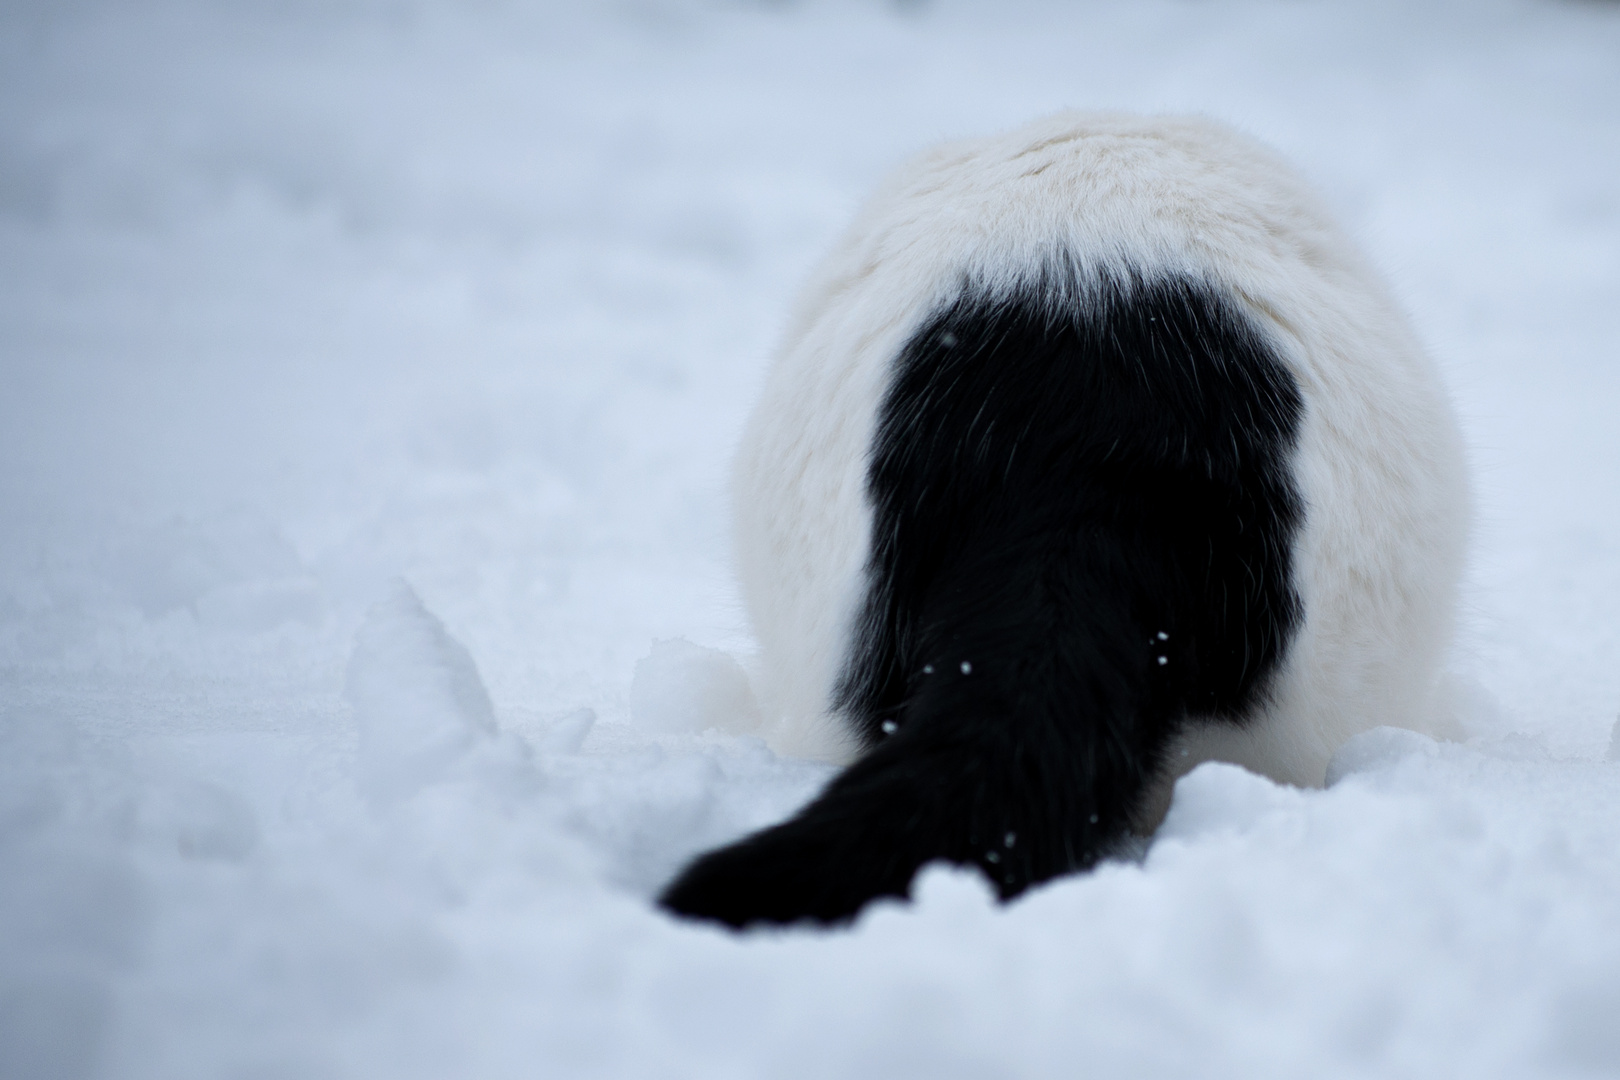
630;636;762;736
2;0;1618;1076
347;580;501;802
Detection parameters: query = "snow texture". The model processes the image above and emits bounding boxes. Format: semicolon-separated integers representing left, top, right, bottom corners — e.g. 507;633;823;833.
347;579;500;801
1;1;1618;1077
631;636;763;736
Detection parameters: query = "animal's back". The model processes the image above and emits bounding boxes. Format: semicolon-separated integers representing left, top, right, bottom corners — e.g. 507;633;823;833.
666;112;1466;927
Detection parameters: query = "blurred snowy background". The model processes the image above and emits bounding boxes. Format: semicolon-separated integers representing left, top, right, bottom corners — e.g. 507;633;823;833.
2;0;1618;1077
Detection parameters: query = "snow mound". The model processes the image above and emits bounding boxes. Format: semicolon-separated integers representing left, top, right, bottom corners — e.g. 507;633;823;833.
542;706;597;756
631;637;762;736
1326;725;1443;786
1155;762;1304;844
345;580;500;801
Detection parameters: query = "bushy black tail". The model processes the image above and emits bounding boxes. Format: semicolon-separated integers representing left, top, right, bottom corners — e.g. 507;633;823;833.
661;271;1304;929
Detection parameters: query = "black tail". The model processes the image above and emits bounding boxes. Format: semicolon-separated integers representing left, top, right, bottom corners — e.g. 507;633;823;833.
661;269;1304;929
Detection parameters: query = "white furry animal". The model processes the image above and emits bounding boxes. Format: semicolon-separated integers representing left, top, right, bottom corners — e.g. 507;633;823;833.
661;111;1468;929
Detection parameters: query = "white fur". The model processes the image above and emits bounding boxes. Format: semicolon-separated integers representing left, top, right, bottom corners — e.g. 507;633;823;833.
732;112;1468;822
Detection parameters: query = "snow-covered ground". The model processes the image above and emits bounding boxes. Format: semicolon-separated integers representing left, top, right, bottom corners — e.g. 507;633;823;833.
3;1;1619;1076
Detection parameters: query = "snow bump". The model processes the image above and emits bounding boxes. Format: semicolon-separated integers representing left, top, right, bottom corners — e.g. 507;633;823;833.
345;579;500;802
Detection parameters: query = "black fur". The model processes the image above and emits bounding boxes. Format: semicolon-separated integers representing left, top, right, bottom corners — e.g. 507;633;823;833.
660;270;1304;929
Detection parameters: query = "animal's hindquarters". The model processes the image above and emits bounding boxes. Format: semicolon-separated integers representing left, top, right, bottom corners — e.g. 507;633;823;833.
661;112;1468;929
662;269;1308;927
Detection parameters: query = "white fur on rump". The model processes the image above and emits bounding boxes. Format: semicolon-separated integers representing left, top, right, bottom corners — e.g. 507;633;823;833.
733;112;1468;823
